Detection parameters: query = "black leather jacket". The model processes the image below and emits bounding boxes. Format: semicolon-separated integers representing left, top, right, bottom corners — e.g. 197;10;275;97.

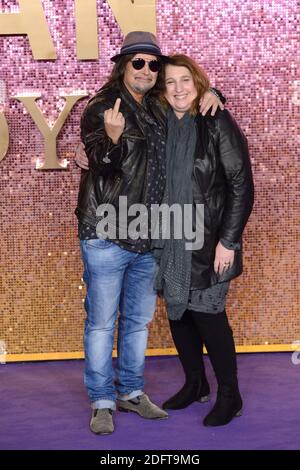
190;109;254;289
76;85;253;289
75;83;166;227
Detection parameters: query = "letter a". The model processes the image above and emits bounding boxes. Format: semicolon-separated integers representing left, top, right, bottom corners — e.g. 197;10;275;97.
0;0;56;59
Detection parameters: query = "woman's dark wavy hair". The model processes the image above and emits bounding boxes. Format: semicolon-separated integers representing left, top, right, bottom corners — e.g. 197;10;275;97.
100;54;165;98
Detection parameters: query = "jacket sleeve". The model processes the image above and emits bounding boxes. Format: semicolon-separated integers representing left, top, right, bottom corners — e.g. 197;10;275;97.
217;109;254;244
80;97;122;176
209;87;226;105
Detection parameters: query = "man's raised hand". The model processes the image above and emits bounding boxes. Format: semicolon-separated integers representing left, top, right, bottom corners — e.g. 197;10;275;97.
104;98;125;144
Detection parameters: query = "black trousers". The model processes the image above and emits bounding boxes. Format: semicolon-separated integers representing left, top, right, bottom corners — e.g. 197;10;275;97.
169;309;238;386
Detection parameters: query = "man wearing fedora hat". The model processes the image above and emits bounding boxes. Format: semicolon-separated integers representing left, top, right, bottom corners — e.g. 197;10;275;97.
76;31;224;435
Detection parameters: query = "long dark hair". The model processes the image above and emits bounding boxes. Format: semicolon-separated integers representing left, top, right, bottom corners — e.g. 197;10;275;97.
101;55;134;91
100;54;165;98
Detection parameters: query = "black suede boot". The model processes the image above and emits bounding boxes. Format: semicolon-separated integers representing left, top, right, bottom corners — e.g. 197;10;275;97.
190;310;243;426
163;312;210;410
163;372;210;410
203;382;243;426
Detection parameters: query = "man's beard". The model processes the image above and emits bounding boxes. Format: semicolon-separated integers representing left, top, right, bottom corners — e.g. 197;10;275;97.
132;81;154;95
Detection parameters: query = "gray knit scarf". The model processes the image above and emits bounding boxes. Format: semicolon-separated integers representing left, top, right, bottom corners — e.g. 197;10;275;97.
152;108;197;320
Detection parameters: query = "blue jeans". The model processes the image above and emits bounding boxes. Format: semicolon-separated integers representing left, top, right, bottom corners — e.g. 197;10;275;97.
80;238;158;410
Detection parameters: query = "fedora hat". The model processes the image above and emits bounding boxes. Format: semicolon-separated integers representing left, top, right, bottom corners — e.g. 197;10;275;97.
111;31;168;62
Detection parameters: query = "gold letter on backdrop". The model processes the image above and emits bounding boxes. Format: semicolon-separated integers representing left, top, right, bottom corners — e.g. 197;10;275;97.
0;112;9;163
75;0;98;60
107;0;156;36
13;94;87;169
0;0;56;60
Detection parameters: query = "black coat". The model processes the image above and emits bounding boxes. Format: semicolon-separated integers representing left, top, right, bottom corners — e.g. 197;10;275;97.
190;109;254;289
75;83;165;227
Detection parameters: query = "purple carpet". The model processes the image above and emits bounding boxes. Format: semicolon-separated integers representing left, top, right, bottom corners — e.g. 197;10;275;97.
0;353;299;450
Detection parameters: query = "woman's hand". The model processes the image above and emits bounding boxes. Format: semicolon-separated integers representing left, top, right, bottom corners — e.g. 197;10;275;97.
214;241;235;275
200;90;224;116
104;98;125;144
75;142;89;170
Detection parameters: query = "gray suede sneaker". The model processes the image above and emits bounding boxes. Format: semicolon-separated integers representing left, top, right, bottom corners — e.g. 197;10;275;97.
90;408;114;434
117;394;168;419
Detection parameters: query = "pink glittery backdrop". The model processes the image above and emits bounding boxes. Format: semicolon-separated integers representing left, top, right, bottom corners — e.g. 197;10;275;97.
0;0;299;355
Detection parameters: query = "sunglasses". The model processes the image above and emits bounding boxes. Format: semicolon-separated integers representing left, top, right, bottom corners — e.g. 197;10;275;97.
130;58;161;73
